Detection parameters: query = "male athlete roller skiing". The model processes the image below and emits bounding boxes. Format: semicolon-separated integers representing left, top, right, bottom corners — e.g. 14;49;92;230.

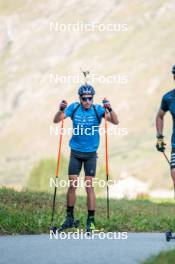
53;84;119;232
156;65;175;196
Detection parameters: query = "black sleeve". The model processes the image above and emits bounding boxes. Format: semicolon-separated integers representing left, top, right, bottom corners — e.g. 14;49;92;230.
160;95;169;112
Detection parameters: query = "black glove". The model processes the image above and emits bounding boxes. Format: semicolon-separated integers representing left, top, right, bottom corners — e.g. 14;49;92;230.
59;100;67;112
156;135;166;152
102;98;112;112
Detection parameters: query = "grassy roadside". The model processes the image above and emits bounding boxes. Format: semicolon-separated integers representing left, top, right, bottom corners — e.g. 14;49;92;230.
0;187;175;235
143;249;175;264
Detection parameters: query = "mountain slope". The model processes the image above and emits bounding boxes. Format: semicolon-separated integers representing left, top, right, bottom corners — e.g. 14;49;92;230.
0;0;175;192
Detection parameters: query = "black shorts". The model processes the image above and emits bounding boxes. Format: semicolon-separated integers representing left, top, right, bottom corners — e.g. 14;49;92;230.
68;149;97;177
171;148;175;169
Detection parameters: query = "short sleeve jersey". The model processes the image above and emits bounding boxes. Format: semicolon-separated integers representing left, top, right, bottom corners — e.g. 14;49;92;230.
160;89;175;147
64;102;105;152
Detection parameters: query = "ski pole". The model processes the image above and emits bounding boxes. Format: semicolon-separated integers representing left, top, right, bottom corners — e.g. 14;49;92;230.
104;111;110;219
51;119;64;224
162;152;175;200
163;152;170;165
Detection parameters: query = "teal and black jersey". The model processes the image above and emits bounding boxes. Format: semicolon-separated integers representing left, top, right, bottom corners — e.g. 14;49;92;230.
64;102;105;152
160;89;175;148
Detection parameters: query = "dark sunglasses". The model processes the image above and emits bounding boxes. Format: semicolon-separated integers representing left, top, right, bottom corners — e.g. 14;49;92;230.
81;96;93;102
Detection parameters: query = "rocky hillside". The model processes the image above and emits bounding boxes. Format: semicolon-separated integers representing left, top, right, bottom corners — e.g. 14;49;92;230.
0;0;175;193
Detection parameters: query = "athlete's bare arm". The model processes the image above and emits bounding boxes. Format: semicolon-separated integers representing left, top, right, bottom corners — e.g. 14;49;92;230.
53;111;66;123
106;111;119;125
156;109;167;136
53;100;67;123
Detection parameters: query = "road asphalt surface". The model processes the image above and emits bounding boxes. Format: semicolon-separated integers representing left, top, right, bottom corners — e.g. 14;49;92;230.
0;232;175;264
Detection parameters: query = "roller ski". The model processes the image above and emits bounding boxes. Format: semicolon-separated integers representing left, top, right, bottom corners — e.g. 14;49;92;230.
165;230;175;242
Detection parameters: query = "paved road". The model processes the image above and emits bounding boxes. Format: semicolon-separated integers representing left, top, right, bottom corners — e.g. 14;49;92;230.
0;233;175;264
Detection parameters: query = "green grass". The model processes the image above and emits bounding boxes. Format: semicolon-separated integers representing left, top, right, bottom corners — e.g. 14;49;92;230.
1;188;175;235
143;249;175;264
